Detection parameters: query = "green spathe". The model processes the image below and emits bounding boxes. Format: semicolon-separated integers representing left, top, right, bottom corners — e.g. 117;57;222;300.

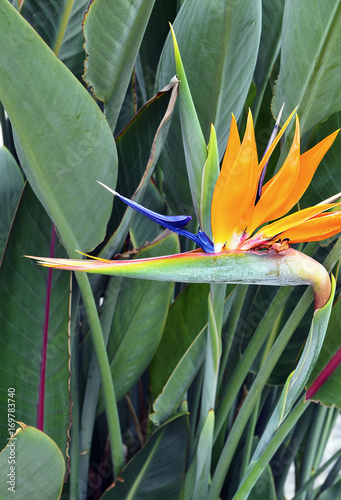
31;246;331;309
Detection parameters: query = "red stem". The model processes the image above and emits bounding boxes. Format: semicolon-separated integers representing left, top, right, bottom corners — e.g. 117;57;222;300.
306;346;341;400
37;225;56;430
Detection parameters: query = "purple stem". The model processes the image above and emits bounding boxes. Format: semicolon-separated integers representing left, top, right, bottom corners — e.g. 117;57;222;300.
37;224;56;430
306;346;341;400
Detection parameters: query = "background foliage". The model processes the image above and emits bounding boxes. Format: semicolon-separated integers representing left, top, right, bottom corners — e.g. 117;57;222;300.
0;0;341;499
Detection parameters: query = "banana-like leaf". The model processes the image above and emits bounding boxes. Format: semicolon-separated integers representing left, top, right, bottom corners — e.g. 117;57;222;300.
19;0;74;54
0;185;71;463
58;0;88;78
105;233;178;401
100;414;188;499
0;0;117;253
253;0;285;117
99;77;178;259
272;0;341;135
0;423;65;499
151;324;207;426
13;0;87;79
83;0;156;131
150;282;209;397
156;0;261;216
0;147;24;258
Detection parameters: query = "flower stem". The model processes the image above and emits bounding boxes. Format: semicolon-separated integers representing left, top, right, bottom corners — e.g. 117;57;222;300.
75;271;124;477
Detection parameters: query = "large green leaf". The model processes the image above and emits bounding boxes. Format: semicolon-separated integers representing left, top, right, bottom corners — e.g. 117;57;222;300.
150;324;207;425
138;0;177;99
156;0;261;216
0;185;71;462
253;0;285;117
83;0;156;131
100;415;188;500
150;283;210;398
15;0;87;78
18;0;73;53
0;424;65;499
0;0;117;253
113;79;178;228
272;0;341;136
0;147;24;258
99;78;178;259
58;0;88;78
105;233;178;401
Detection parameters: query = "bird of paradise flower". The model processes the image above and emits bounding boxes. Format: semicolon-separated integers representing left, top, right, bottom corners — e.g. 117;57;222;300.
30;106;340;310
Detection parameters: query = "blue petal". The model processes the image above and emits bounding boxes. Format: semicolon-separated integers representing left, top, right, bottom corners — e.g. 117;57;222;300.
113;191;192;228
111;189;214;253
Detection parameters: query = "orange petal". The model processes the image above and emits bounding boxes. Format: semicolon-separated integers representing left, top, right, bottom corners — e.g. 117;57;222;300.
211;111;258;248
257;203;338;239
288;129;339;206
211;114;240;236
246;115;301;234
279;211;341;243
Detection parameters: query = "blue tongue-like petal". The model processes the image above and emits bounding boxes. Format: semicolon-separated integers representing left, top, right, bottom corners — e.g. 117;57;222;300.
98;182;215;253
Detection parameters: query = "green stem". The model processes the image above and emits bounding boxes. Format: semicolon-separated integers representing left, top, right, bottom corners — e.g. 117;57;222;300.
78;277;121;499
69;283;80;500
313;406;338;469
214;286;293;442
275;404;316;499
239;395;260;482
217;285;248;393
209;286;314;499
75;271;124;477
233;399;309;500
297;405;328;500
292;447;341;500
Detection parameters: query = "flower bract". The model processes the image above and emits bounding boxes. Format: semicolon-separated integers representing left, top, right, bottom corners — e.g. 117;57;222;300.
102;110;340;254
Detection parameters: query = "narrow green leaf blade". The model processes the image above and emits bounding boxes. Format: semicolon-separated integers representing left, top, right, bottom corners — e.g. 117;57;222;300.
170;25;207;223
83;0;155;131
0;185;71;462
0;147;24;258
0;0;117;253
193;410;215;500
200;124;219;238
